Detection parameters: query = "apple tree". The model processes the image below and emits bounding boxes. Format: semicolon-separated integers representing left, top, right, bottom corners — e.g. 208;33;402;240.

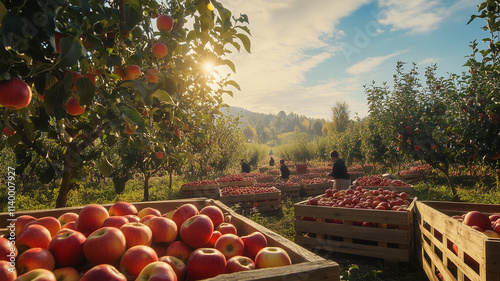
0;0;251;207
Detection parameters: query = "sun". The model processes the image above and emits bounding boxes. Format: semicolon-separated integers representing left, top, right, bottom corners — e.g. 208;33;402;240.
202;61;215;74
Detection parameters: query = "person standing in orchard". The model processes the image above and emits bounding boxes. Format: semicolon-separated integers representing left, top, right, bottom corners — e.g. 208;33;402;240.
241;159;251;173
269;156;275;168
326;150;351;189
279;159;290;181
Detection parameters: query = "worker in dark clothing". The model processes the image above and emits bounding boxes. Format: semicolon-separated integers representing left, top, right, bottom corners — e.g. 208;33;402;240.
326;150;351;189
279;159;290;181
269;156;275;167
241;159;251;173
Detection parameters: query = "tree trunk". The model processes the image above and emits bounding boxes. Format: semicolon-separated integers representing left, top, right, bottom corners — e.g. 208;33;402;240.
143;174;150;201
169;172;173;189
56;151;73;208
444;171;459;201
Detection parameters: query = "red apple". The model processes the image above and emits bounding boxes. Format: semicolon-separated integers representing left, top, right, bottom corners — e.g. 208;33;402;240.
14;215;36;237
226;256;256;273
187;248;227;281
200;206;224;228
158;256;187;281
17;224;52;253
52;267;80;281
147;217;178;244
205;230;222;248
217;222;237;235
463;211;491;231
254;247;292;269
25;217;61;237
150;243;169;258
157;15;174;33
0;77;32;110
484;230;500;238
241;231;268;260
48;230;86;267
138;207;162;219
172;203;199;229
180;214;214;248
136;261;177;281
83;227;126;266
16;248;55;275
80;264;126;281
119;245;158;280
109;201;138;216
65;97;86;116
119;222;153;249
124;65;141;80
0;260;16;281
102;216;129;229
140;214;157;225
61;221;76;230
123;214;140;223
57;213;79;227
165;241;193;265
0;237;16;262
75;204;109;236
214;234;245;260
152;42;168;58
14;268;56;281
146;68;160;83
489;214;500;222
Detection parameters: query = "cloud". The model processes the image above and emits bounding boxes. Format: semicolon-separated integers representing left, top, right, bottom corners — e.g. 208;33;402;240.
376;0;476;34
346;50;409;74
418;57;441;66
219;0;371;117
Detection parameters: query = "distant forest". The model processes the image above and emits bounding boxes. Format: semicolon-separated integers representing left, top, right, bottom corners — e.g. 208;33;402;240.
224;106;329;145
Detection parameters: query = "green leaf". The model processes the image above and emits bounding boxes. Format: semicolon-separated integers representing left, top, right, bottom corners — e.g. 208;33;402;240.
200;14;214;31
119;105;145;128
163;78;178;95
124;4;143;31
58;36;83;68
152;89;174;104
75;78;95;106
98;157;114;177
225;80;240;90
235;33;251;53
222;59;236;73
44;84;69;118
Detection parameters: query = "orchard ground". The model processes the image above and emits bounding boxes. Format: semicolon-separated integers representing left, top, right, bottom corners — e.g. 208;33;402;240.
3;163;500;280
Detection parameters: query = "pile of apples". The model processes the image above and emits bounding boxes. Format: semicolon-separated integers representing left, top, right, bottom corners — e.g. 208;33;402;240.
0;202;292;281
216;174;254;183
300;178;332;185
398;164;432;176
354;175;411;187
451;210;500;238
181;180;219;187
306;186;411;211
220;186;280;196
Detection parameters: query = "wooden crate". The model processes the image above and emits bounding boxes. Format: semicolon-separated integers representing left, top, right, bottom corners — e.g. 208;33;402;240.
219;179;255;188
294;197;416;263
220;191;282;213
414;201;500;281
275;184;301;198
179;184;220;199
357;185;415;196
300;181;333;197
0;198;340;280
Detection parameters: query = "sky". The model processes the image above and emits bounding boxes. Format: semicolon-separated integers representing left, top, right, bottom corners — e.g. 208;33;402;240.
214;0;488;120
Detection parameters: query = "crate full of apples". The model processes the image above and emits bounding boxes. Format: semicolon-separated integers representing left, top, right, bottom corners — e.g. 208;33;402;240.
179;180;220;199
217;174;256;188
414;201;500;281
299;178;334;197
220;186;282;213
294;186;416;263
0;198;340;281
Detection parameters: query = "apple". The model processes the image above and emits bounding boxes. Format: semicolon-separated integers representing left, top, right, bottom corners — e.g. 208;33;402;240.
119;222;153;248
119;245;158;280
65;97;86;116
200;206;224;228
180;214;214;248
414;145;421;151
0;77;32;110
124;65;141;80
138;207;162;219
102;216;129;228
0;237;16;261
158;256;187;281
152;42;168;58
204;230;222;248
25;217;61;237
186;248;227;281
17;224;52;253
217;222;237;235
157;15;174;32
123;214;140;223
241;231;268;260
75;204;109;236
57;212;79;226
226;256;256;273
48;230;86;267
493;221;500;234
0;260;16;281
484;230;500;238
150;243;169;258
214;234;245;260
109;201;138;216
80;264;126;281
52;267;80;281
83;227;126;266
136;261;177;281
113;67;126;80
172;203;199;229
16;248;55;275
165;241;192;264
254;247;292;269
147;217;178;244
140;214;157;225
463;211;491;231
489;214;500;222
146;68;160;83
14;268;56;281
3;126;16;136
14;215;36;237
